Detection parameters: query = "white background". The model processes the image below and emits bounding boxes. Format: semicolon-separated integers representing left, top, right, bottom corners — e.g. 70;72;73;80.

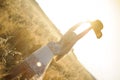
36;0;120;80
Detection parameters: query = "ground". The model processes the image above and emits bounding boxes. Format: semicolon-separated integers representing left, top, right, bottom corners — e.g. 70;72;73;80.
0;0;95;80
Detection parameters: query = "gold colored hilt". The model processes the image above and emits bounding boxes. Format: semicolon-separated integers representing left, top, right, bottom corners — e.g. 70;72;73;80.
91;20;103;39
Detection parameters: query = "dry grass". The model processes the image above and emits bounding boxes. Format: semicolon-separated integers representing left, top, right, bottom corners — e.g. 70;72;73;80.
0;0;95;80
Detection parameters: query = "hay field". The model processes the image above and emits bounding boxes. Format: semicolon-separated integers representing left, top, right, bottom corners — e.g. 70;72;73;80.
0;0;95;80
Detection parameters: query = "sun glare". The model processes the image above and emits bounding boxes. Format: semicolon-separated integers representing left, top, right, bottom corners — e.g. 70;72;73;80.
36;0;120;80
74;22;91;35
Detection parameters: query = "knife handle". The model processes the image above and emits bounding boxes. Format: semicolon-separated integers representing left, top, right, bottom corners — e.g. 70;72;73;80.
4;45;54;80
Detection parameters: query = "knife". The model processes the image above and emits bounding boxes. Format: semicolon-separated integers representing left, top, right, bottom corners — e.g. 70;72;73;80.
4;20;103;80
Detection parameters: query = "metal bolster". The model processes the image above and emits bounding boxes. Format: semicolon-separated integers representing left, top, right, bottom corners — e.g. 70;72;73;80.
47;41;61;55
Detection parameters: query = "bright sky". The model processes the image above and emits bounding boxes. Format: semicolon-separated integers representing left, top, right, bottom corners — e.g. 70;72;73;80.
36;0;120;80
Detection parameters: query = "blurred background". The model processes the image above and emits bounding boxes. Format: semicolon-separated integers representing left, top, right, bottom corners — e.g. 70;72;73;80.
36;0;120;80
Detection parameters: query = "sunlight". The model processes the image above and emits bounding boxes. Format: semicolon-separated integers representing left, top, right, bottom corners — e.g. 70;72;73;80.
74;22;91;35
36;0;120;80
